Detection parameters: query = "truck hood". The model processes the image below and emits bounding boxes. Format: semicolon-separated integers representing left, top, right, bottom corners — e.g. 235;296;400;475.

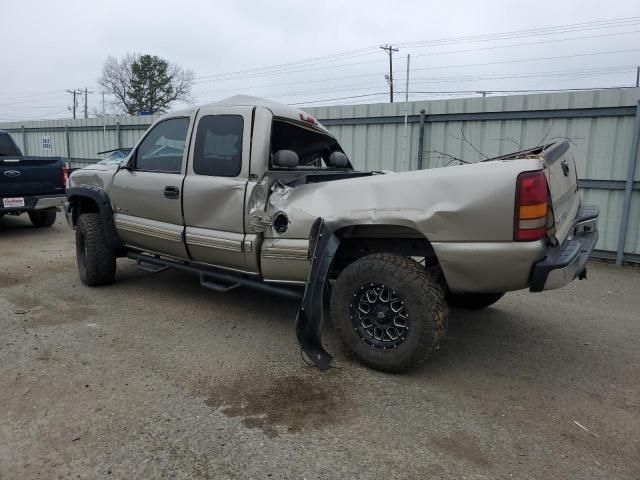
74;163;120;172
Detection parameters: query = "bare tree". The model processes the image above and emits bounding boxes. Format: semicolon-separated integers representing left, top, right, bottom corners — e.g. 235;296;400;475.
98;53;194;115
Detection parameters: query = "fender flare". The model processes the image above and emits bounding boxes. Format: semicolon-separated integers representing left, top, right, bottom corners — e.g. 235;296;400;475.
295;218;340;371
66;186;122;248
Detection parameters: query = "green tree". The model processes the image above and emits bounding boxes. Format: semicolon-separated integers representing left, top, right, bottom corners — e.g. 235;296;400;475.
99;53;194;115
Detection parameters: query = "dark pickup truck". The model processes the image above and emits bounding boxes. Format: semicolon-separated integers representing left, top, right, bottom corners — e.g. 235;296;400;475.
0;130;67;227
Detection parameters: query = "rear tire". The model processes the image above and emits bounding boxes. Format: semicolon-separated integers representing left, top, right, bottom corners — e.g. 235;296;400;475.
331;253;448;373
447;292;505;310
76;213;116;286
28;210;56;227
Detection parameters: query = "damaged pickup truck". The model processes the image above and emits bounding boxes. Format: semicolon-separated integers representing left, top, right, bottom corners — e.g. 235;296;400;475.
65;95;599;372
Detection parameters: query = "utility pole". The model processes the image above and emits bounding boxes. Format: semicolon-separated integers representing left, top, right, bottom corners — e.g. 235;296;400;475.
402;54;411;171
102;92;106;116
380;44;399;103
636;66;639;87
405;54;410;104
66;89;78;119
82;88;94;118
84;88;88;118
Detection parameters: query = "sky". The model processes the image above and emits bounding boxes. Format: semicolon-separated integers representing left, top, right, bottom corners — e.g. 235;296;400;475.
1;0;639;121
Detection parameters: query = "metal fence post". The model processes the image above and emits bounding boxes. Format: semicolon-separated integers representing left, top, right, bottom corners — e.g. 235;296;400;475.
417;109;426;170
21;126;27;155
616;99;640;266
65;125;71;158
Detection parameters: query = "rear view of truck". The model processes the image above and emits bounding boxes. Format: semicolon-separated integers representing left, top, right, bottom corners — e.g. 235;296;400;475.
500;140;599;291
0;130;67;227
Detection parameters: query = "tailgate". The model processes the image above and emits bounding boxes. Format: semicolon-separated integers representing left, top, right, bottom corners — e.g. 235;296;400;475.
0;157;64;196
540;141;580;245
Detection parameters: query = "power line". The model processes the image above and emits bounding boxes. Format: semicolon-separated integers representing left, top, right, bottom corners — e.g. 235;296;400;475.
0;92;68;108
0;89;67;101
290;85;638;107
197;65;635;104
194;47;379;81
192;17;640;83
403;65;637;85
408;48;640;74
191;48;640;99
2;17;640;117
394;16;640;48
289;93;390;106
191;28;640;87
2;17;637;108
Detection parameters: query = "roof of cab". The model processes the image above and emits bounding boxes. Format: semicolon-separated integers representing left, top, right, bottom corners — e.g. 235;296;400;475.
161;95;330;134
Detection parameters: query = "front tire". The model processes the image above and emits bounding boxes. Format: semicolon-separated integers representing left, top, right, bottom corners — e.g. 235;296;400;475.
331;253;448;373
447;292;505;310
76;213;116;286
28;210;56;227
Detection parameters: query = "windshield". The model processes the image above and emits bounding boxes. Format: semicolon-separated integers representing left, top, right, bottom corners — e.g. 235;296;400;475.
96;148;132;165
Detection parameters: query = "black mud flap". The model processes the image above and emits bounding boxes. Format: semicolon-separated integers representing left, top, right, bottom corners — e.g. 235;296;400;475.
295;218;339;371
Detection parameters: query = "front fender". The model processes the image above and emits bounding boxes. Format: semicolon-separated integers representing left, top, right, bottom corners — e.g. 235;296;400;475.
295;218;339;371
66;186;122;249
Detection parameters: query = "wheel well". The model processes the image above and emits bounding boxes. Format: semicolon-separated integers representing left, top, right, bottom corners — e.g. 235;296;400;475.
69;195;99;226
330;224;440;278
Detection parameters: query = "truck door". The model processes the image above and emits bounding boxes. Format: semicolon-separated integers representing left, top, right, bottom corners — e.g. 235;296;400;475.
182;106;258;273
110;116;191;259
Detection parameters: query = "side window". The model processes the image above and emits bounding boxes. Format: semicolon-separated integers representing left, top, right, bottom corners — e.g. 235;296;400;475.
135;117;189;173
194;115;244;177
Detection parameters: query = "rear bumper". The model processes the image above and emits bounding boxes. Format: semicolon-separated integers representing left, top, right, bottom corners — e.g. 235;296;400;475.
529;205;599;292
0;194;65;213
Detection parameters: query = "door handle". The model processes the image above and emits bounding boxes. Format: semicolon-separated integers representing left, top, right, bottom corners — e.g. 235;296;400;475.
164;186;180;199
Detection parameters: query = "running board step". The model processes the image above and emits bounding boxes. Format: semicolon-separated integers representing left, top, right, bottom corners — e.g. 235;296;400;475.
200;274;241;293
136;259;169;274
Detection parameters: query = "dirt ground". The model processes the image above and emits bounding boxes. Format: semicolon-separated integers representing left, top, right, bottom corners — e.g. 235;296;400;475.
0;214;639;479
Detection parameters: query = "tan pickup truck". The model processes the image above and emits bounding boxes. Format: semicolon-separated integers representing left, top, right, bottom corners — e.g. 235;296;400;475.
65;96;599;372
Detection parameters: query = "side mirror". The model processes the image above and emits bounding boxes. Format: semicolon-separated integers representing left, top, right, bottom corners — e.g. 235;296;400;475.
119;151;135;171
328;151;349;168
273;150;299;168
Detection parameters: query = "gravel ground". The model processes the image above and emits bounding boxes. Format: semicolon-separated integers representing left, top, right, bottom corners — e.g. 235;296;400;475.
0;214;639;480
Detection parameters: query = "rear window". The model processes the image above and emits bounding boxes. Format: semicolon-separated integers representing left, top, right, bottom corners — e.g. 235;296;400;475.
270;119;344;169
0;133;20;156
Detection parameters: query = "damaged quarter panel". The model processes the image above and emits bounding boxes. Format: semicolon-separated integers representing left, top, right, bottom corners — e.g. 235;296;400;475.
260;158;546;286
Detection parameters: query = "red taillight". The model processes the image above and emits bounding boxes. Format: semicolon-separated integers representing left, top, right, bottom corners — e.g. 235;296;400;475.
62;165;69;187
514;170;548;242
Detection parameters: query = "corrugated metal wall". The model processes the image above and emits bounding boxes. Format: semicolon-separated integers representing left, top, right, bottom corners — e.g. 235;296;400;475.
305;88;640;259
0;115;160;164
1;88;639;259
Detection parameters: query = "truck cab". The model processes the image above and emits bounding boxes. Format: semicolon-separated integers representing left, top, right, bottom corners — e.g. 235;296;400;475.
77;96;354;281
